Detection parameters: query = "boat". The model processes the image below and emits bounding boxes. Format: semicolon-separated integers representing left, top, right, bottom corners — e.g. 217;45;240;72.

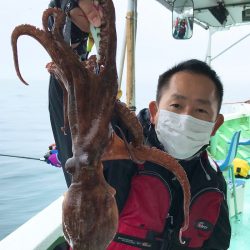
1;0;250;249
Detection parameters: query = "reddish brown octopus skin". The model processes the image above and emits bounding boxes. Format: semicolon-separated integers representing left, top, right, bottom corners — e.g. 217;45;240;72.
63;162;118;249
11;0;191;249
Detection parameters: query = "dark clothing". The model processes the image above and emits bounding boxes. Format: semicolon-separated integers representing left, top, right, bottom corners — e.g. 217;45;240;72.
48;0;89;187
104;108;231;250
48;76;72;186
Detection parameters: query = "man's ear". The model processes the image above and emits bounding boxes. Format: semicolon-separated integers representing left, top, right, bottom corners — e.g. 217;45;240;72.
148;101;158;125
211;114;224;136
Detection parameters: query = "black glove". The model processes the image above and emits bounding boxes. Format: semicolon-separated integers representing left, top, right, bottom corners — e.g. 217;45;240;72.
71;22;89;60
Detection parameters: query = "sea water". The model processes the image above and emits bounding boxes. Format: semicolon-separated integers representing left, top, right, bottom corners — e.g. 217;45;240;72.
0;79;67;240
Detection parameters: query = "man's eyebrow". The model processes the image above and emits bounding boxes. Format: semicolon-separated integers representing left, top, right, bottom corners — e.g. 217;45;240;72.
195;98;211;106
171;94;187;100
171;94;211;105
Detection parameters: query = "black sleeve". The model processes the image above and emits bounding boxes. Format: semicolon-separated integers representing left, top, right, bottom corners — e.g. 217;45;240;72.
110;112;134;143
48;0;61;31
49;0;61;8
48;75;73;187
48;0;57;8
71;23;89;60
202;182;231;250
103;160;137;214
102;112;137;214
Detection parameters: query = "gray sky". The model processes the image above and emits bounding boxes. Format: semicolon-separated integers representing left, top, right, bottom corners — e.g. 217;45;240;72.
1;0;250;111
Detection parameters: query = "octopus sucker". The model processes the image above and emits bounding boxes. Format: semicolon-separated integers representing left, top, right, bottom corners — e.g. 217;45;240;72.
11;0;191;249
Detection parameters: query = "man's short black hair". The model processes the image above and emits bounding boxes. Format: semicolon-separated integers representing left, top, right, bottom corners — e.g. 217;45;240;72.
156;59;224;112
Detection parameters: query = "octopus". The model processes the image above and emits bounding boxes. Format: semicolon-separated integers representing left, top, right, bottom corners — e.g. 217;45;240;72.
11;0;191;249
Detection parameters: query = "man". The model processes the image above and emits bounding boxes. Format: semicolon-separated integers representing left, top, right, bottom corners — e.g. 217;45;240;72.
105;59;231;249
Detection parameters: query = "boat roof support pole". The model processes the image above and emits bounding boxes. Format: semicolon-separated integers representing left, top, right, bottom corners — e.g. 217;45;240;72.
118;18;127;94
126;0;137;111
205;27;215;65
211;31;250;62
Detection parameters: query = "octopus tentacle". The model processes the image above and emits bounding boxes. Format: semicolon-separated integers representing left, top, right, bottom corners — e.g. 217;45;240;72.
12;10;85;88
98;0;117;72
114;100;144;147
11;25;51;84
11;24;77;86
42;8;65;37
102;132;130;161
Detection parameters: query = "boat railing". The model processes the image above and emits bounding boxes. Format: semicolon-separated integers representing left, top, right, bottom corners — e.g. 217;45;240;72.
0;196;64;250
221;103;250;121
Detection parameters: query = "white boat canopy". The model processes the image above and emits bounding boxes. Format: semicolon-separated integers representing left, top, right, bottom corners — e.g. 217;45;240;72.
156;0;250;28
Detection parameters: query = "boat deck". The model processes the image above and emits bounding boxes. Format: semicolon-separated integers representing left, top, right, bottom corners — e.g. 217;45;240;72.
229;178;250;250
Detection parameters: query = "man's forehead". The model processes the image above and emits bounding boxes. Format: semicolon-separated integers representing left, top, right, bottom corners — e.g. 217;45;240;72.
168;72;216;93
161;73;218;105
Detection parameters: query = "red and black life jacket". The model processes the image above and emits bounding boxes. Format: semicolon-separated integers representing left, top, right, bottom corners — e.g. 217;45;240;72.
107;154;226;250
107;163;172;249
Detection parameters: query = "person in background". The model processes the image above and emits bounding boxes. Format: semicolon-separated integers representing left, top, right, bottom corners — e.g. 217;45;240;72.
46;0;102;187
104;59;231;249
45;1;101;250
177;18;187;39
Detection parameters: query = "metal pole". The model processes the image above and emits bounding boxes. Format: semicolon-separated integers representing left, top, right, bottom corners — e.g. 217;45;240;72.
126;0;137;111
230;166;239;221
118;22;127;94
205;27;214;65
212;31;250;61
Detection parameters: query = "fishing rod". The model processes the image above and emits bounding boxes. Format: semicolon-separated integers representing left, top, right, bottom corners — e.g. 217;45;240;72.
0;153;45;161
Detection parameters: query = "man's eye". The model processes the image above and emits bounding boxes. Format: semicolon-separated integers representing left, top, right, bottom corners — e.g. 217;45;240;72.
170;104;180;108
197;108;208;114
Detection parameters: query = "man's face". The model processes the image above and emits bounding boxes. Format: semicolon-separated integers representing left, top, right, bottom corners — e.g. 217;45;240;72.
150;71;223;129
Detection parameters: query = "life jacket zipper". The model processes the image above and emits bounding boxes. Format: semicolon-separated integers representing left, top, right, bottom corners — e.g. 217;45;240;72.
190;187;225;206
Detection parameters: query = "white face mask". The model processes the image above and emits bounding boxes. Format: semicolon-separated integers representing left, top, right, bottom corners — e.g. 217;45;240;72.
155;109;215;160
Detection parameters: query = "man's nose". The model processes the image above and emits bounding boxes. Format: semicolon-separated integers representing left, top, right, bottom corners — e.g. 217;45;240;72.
182;106;193;116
